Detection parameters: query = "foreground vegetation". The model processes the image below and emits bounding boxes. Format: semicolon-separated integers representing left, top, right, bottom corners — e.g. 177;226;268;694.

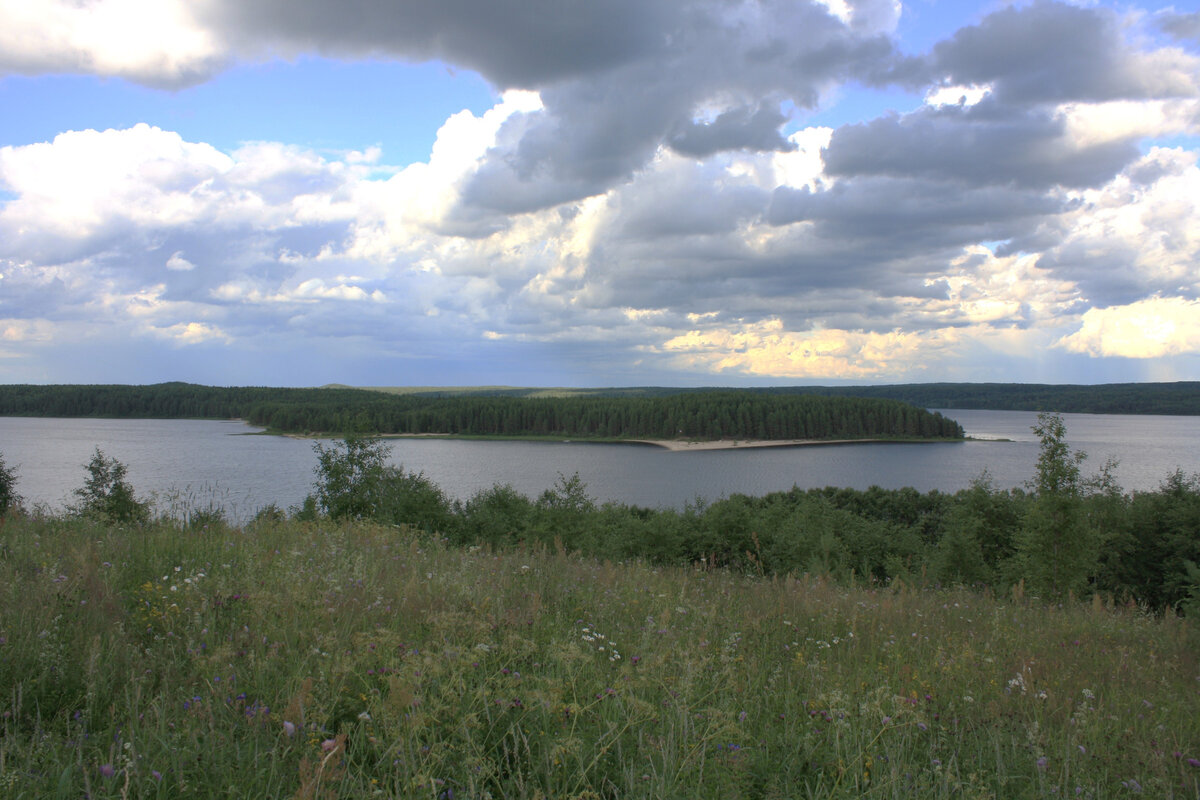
1;416;1198;797
2;511;1198;798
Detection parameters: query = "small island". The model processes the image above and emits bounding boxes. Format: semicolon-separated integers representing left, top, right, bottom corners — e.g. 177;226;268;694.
0;383;965;443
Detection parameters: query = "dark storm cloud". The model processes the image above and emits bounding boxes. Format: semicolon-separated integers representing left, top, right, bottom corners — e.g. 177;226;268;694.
1158;11;1200;45
822;103;1140;189
668;102;796;157
426;0;916;213
1034;240;1153;307
767;177;1062;241
573;169;1053;324
612;181;768;240
198;0;669;88
931;1;1195;104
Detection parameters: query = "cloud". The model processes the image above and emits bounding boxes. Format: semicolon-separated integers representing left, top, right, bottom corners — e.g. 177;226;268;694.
657;318;958;379
166;252;196;272
930;2;1199;105
0;0;224;87
1034;147;1200;306
1157;10;1200;44
668;102;798;157
821;104;1140;190
2;1;1200;383
154;321;233;345
1058;297;1200;357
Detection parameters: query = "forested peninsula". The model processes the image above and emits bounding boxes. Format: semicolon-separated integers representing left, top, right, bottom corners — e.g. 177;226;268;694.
363;380;1200;415
0;383;963;441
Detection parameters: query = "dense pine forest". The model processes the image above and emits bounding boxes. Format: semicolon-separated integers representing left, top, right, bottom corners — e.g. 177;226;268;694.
794;381;1200;415
0;383;964;440
354;381;1200;415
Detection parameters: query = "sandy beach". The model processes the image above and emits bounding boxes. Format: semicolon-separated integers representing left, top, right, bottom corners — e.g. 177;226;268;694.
629;437;898;451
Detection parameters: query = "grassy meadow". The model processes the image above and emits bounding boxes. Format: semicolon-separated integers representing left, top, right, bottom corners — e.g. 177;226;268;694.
1;509;1198;799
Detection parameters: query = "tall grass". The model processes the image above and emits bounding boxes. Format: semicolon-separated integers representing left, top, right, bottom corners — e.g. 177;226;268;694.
1;511;1197;798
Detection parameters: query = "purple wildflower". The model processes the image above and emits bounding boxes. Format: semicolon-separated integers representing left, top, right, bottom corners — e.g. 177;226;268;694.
99;764;115;778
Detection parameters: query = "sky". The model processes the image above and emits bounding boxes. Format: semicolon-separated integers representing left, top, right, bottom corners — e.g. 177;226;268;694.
1;0;1199;388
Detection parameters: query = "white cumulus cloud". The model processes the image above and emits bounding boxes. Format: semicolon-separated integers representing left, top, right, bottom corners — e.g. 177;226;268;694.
0;0;224;86
1057;297;1200;358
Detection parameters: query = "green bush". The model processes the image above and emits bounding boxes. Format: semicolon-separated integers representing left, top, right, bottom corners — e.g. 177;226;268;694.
0;450;19;515
312;435;453;532
459;483;536;546
71;448;149;525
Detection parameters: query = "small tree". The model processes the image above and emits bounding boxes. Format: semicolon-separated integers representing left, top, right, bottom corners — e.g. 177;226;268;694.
312;436;452;531
73;448;149;524
312;435;390;520
0;451;20;515
1014;413;1095;600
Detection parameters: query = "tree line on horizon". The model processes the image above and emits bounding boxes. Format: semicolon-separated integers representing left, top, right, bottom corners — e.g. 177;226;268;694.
0;383;964;441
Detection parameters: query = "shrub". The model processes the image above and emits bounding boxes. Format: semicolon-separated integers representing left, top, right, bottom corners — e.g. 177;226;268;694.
459;483;536;546
312;435;453;532
71;448;149;525
313;435;391;520
0;451;19;516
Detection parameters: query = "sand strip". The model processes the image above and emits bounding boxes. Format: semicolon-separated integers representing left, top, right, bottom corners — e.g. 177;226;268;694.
629;438;904;451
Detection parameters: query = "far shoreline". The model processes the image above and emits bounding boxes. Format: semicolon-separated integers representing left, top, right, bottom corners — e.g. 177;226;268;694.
625;437;958;451
260;426;969;449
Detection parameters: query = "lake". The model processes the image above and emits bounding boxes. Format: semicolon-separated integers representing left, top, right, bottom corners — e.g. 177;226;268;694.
2;410;1198;522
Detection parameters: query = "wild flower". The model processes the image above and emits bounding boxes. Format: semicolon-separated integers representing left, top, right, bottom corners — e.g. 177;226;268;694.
283;721;297;737
579;625;621;661
99;764;115;778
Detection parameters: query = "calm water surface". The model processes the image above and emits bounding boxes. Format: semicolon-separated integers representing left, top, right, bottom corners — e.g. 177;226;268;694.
1;410;1197;521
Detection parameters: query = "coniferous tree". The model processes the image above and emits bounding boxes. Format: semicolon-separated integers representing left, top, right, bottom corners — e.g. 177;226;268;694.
1014;414;1095;600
